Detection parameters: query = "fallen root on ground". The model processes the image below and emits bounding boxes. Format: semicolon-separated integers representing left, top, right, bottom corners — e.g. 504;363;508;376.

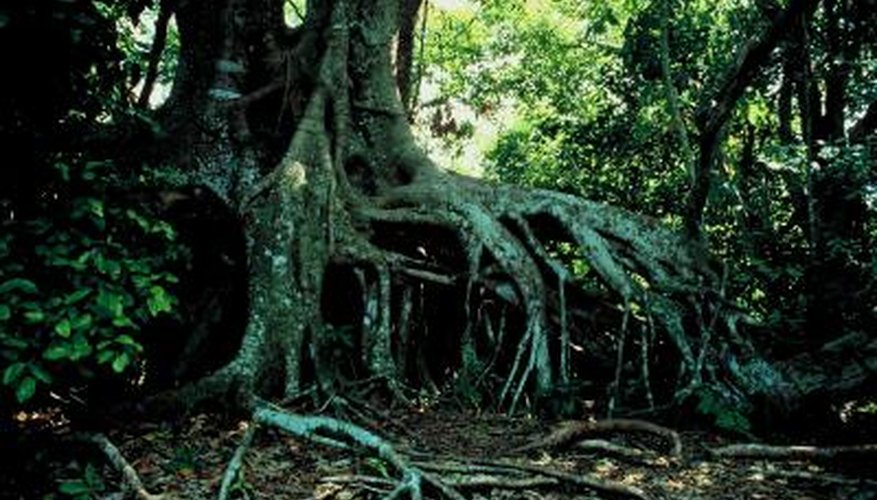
218;403;654;499
74;432;164;500
413;459;651;499
512;418;682;459
710;443;877;460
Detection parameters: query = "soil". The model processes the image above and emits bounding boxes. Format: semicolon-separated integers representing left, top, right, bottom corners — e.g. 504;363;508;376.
2;403;876;500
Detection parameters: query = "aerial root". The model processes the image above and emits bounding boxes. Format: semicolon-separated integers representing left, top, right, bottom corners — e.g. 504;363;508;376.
73;432;163;500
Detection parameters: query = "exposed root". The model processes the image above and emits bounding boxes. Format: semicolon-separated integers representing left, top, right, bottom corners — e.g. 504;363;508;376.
414;459;652;499
710;443;877;460
74;433;163;500
512;418;683;458
155;0;789;423
575;439;660;464
753;467;877;487
218;422;257;500
247;403;463;499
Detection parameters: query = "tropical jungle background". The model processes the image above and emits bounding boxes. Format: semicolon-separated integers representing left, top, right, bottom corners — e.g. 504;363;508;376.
1;0;876;498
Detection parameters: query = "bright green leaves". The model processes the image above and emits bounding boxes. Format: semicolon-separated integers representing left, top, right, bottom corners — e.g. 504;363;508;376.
3;361;53;403
55;319;73;338
96;288;125;318
112;352;131;373
0;158;185;407
147;285;174;316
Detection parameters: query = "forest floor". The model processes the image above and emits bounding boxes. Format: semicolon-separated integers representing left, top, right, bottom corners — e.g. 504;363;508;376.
3;401;876;500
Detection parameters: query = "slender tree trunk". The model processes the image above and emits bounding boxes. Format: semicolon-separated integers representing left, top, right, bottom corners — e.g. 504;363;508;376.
396;0;424;116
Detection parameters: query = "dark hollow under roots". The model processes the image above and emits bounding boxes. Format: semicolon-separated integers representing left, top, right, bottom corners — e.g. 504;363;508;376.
147;0;794;422
163;134;788;422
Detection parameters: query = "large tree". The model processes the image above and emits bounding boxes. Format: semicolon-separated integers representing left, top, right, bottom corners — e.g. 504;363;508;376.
136;0;786;420
3;0;872;431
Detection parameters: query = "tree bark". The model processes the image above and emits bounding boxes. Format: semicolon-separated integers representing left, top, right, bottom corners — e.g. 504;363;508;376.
395;0;424;116
135;0;873;429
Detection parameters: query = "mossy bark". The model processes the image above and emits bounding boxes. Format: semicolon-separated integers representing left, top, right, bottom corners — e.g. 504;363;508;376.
149;0;868;424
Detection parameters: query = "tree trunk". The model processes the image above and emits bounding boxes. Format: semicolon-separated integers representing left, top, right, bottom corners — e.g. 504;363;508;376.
141;0;869;427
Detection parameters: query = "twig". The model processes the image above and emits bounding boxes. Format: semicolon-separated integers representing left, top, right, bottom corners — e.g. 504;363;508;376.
75;433;163;500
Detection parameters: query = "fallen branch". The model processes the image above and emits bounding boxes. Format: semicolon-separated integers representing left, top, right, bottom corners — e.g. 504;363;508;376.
75;433;163;500
512;418;682;458
711;443;877;460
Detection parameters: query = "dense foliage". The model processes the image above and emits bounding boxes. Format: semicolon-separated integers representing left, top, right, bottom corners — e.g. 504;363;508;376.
419;0;876;349
0;0;184;408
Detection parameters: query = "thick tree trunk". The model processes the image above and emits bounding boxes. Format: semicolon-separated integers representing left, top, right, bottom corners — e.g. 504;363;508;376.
142;0;872;428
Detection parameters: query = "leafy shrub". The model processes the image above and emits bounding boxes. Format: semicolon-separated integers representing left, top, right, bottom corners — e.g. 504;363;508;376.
1;159;183;407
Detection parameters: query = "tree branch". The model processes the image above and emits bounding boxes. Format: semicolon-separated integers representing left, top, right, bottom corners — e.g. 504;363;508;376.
137;0;173;109
685;0;819;240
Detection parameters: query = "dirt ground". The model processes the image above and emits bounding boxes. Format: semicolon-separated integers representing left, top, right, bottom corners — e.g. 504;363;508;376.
3;402;876;499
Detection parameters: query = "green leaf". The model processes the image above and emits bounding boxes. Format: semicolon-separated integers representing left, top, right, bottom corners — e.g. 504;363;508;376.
86;198;104;218
15;376;36;403
96;350;115;364
0;305;10;321
0;278;38;295
29;363;52;384
43;344;71;361
112;352;130;373
71;335;92;360
147;286;173;316
70;313;93;331
59;480;91;495
64;289;91;305
115;335;138;347
126;209;150;231
55;319;72;338
24;310;46;324
97;289;124;317
3;362;25;385
105;259;122;278
112;315;135;328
